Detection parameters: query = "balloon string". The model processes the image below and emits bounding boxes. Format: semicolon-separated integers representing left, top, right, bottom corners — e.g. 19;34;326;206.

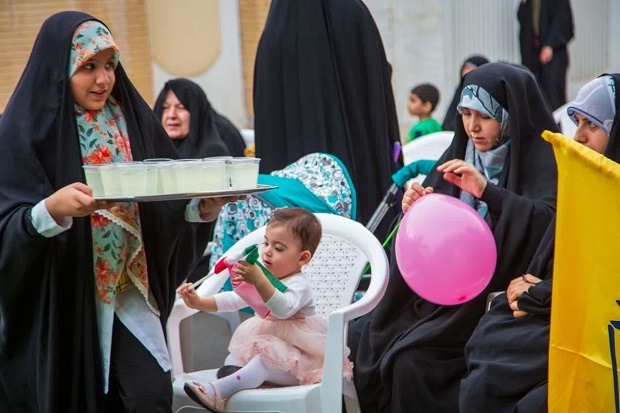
362;219;401;276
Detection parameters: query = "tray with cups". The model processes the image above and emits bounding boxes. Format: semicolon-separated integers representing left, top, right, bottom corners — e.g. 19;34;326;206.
85;156;273;202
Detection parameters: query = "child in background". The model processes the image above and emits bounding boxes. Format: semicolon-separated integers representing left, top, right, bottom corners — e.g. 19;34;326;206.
179;207;353;412
406;83;442;142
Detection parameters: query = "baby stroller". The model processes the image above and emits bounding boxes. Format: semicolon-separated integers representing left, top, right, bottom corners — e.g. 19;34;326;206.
365;131;454;233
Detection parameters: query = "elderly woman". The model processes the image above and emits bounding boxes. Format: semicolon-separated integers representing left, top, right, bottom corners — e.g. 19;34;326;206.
154;78;245;158
349;62;559;412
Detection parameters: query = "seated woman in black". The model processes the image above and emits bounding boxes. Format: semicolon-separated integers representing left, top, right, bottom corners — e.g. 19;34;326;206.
460;73;620;413
349;62;558;412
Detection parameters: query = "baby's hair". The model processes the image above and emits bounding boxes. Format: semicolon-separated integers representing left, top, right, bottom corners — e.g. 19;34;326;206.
268;208;322;255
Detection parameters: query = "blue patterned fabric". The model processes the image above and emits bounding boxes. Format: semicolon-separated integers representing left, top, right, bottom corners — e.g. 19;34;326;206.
209;152;356;268
458;85;505;122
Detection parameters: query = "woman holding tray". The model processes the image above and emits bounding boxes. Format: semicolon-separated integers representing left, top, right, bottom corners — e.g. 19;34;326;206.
0;11;237;413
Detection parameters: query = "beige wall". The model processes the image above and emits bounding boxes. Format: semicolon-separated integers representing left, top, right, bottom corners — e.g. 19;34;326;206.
238;0;270;117
0;0;153;112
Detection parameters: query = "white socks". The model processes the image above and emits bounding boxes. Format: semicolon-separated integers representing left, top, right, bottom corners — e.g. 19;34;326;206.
207;354;299;399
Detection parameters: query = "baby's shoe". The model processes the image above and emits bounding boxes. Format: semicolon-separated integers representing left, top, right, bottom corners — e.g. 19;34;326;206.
184;381;228;412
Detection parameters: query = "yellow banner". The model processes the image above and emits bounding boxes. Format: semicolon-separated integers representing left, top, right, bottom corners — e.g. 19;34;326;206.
544;131;620;412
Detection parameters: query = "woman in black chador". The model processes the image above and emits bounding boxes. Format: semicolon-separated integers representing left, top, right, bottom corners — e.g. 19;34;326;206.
517;0;574;110
460;73;620;413
252;0;402;240
0;12;231;412
154;78;243;158
349;63;559;412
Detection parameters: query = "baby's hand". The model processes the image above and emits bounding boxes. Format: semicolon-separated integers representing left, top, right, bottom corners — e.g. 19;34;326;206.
232;261;264;286
178;282;201;309
402;183;433;213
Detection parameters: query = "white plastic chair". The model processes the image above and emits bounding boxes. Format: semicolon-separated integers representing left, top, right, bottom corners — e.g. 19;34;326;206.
402;131;454;184
167;213;389;413
553;103;576;139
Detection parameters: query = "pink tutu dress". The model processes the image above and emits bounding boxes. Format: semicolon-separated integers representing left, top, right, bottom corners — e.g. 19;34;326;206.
213;273;354;385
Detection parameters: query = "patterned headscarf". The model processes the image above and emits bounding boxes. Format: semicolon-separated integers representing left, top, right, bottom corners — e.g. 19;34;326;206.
567;75;617;136
69;20;119;78
458;84;510;145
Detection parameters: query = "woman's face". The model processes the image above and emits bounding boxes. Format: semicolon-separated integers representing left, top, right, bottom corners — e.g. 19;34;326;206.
461;107;501;152
573;113;610;154
70;48;116;111
161;90;191;139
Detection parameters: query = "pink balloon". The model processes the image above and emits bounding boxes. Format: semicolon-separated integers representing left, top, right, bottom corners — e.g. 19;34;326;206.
395;193;497;305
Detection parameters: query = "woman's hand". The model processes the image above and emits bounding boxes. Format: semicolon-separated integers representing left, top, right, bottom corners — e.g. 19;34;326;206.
232;261;265;286
539;46;553;64
45;182;111;224
506;273;542;305
437;159;487;198
402;183;434;213
198;195;244;215
506;273;542;318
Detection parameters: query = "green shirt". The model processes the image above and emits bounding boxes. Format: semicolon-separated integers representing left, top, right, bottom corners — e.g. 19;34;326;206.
407;118;442;142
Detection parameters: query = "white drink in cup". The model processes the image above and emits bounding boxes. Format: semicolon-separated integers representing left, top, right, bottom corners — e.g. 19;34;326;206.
144;158;175;195
143;158;172;195
82;165;105;197
228;158;260;189
99;164;123;197
118;163;147;197
200;158;229;191
142;161;160;195
173;159;208;193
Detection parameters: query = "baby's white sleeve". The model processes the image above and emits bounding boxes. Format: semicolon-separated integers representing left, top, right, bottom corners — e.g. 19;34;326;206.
213;291;247;312
264;277;312;319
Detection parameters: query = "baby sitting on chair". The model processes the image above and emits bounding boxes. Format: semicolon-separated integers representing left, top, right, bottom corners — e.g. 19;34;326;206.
178;207;353;411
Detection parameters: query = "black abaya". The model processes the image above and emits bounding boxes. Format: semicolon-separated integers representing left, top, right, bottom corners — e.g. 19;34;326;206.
460;73;620;413
517;0;574;111
350;63;559;412
252;0;402;240
0;12;191;412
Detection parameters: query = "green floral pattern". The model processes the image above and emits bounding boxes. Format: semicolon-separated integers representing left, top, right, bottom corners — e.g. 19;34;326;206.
76;98;158;314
